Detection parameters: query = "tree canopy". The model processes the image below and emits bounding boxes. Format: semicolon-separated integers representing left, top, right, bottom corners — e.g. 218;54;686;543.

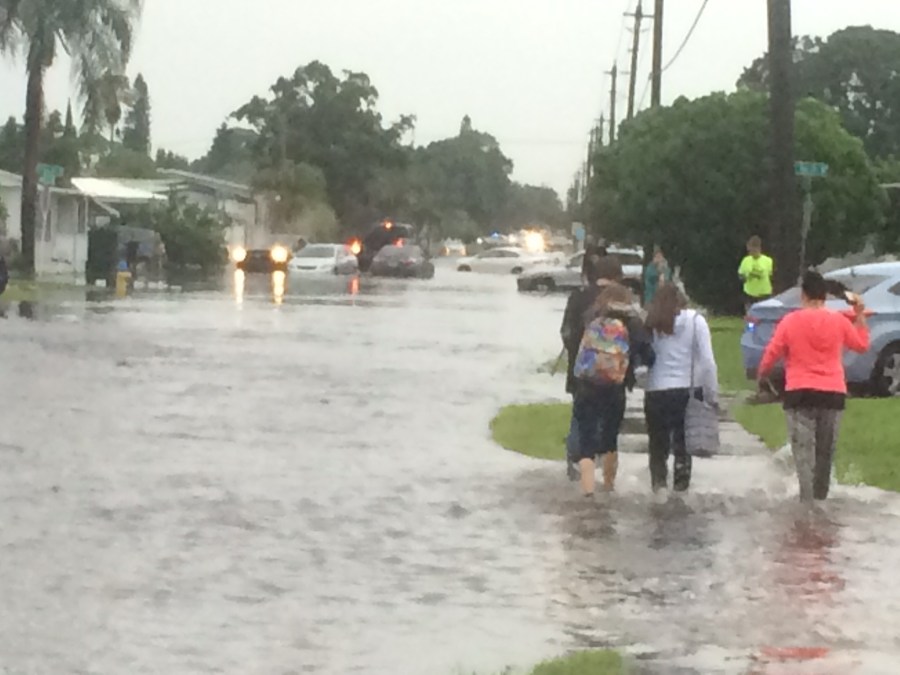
123;73;151;154
589;91;885;313
739;26;900;160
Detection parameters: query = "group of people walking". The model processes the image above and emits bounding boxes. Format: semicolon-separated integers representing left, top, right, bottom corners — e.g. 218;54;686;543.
561;251;719;497
560;240;871;504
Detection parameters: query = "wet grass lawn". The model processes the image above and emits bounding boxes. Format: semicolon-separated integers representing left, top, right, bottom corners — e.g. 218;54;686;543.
735;399;900;492
491;402;570;461
477;651;625;674
1;280;84;303
708;316;753;394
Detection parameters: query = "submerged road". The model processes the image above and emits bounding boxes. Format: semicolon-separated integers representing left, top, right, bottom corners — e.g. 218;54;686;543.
1;266;899;674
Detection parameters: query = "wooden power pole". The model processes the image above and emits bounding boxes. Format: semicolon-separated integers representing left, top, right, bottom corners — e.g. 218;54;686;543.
607;63;618;144
651;0;664;107
626;2;645;119
767;0;797;289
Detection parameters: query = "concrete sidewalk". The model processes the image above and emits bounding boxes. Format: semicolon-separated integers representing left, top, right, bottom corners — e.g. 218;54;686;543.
618;389;767;458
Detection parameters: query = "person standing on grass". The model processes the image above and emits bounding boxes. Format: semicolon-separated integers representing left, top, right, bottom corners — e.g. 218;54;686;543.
572;283;654;496
739;235;775;312
757;271;869;502
644;245;673;307
644;284;719;494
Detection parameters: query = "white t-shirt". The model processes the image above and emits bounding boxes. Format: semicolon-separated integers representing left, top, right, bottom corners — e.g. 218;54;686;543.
647;309;719;399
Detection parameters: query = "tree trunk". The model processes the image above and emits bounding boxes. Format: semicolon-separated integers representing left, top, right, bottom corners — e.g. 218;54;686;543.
20;64;45;278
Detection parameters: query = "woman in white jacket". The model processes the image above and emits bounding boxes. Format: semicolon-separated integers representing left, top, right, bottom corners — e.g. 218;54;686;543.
644;285;719;493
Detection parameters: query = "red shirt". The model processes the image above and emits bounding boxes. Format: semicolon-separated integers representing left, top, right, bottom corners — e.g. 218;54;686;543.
759;308;870;394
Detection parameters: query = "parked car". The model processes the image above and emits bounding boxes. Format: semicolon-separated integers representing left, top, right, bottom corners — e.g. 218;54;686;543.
741;262;900;396
456;247;561;275
440;239;467;257
516;246;644;294
370;243;435;279
288;244;359;275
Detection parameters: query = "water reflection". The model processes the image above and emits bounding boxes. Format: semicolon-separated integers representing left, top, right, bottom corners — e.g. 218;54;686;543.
233;269;245;305
272;270;286;305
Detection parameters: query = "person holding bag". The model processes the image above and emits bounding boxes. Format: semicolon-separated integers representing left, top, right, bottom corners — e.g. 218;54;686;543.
644;284;719;493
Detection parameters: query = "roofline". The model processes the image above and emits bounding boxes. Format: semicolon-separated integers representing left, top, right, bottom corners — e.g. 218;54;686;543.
157;169;253;199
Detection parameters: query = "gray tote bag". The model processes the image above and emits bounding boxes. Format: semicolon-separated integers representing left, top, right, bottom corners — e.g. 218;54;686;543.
685;314;721;458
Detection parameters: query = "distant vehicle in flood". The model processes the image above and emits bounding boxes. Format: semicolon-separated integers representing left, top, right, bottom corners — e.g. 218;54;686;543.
356;220;417;272
456;247;561;275
370;242;435;279
439;239;467;257
516;246;644;294
288;244;359;275
232;244;291;274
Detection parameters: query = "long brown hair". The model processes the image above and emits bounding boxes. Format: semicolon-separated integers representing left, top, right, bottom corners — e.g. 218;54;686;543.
592;283;633;316
645;283;686;335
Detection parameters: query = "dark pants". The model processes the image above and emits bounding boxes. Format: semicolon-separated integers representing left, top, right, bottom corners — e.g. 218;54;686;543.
786;408;843;501
645;389;693;492
573;383;626;461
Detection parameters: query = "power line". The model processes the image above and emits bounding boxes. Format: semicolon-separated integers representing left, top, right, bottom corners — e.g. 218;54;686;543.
661;0;712;73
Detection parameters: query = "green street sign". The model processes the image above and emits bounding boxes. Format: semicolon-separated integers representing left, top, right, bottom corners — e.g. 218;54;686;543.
37;163;64;186
795;161;829;178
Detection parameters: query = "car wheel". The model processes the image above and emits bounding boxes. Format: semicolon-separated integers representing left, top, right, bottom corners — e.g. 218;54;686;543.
458;265;471;272
511;267;524;275
873;343;900;397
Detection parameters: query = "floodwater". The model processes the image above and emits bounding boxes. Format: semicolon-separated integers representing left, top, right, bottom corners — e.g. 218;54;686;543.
1;264;899;674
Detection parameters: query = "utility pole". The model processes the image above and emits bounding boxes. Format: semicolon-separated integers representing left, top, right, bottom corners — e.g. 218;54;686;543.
607;63;618;144
598;114;606;147
651;0;664;107
767;0;797;290
586;127;595;184
626;1;645;119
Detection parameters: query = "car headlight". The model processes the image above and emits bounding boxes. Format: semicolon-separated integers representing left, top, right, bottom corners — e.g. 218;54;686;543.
271;246;290;264
231;246;247;263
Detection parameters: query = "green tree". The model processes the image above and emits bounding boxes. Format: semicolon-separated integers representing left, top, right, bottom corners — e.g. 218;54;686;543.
140;199;228;274
155;149;190;171
122;73;150;154
82;70;132;146
501;183;567;230
252;161;328;231
739;27;900;160
0;0;141;275
0;116;24;173
193;124;257;182
233;61;414;229
95;146;157;178
589;91;885;313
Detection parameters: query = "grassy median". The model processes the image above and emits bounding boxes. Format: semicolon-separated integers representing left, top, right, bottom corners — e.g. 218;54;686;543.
491;402;570;461
473;650;626;675
734;399;900;492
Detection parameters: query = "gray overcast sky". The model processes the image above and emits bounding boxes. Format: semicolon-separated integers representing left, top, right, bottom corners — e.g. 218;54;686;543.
2;0;900;196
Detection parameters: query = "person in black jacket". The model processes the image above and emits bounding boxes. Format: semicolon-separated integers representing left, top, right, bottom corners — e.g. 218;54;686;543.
0;251;8;297
560;255;625;481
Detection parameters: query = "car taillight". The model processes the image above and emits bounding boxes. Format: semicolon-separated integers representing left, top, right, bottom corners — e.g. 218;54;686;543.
401;258;415;266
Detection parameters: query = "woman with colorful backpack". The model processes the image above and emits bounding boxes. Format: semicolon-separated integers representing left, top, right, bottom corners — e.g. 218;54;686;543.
572;283;654;496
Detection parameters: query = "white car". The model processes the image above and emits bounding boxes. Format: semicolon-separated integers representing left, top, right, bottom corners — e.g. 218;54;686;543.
516;246;645;293
457;247;561;274
288;244;359;275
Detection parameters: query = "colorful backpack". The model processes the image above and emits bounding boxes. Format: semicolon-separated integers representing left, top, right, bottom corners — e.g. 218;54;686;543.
574;317;630;385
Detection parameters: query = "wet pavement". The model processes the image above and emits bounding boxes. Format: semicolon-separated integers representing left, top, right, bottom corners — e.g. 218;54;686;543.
1;264;899;674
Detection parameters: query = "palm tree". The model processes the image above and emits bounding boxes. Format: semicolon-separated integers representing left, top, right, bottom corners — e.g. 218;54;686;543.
82;70;133;146
0;0;142;275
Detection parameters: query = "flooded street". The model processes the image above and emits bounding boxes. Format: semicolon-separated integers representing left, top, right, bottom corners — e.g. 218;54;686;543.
2;265;900;674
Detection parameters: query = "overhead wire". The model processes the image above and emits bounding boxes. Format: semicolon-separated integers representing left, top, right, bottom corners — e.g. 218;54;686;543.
661;0;712;73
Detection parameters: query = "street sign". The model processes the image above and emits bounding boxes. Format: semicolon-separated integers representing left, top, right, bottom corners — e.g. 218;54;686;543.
794;161;829;178
37;163;64;186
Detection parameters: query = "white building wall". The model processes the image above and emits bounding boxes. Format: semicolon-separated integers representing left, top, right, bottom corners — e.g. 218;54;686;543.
35;194;88;279
1;184;22;242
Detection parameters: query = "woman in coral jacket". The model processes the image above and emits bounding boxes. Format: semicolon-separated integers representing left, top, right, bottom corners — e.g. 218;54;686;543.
758;271;870;502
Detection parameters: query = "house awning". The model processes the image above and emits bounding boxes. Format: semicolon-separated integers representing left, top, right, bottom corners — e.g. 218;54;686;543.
71;178;168;204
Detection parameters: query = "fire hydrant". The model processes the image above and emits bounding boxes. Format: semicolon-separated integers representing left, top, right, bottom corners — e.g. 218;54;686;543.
115;260;132;298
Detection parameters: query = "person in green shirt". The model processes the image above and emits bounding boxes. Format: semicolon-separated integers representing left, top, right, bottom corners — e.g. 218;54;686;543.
739;235;774;311
644;245;673;307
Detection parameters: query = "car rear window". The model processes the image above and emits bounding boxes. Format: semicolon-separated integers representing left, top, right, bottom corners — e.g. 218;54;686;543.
375;246;422;261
